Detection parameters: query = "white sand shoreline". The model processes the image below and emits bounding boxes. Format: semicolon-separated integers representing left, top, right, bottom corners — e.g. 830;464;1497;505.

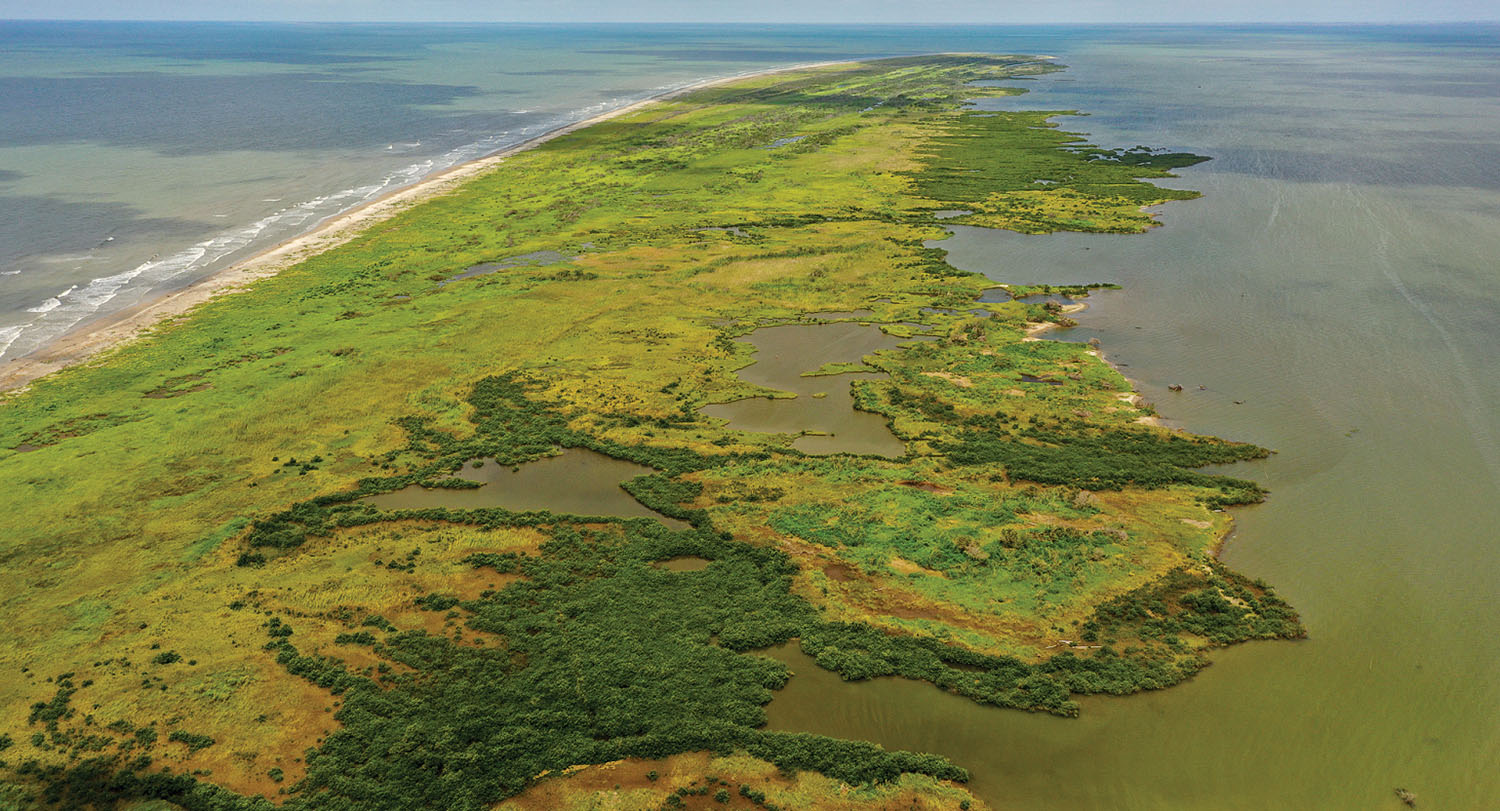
0;59;850;395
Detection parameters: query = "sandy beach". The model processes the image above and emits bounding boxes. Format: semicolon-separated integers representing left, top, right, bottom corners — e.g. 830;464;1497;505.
0;59;847;395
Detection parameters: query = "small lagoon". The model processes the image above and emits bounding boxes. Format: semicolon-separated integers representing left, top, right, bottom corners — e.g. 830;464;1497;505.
702;320;928;457
366;447;688;528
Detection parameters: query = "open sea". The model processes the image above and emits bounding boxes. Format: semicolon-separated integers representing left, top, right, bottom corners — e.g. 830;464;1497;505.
3;21;1497;809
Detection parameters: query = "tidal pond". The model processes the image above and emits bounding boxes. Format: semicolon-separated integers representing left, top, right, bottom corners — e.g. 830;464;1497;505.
702;321;923;457
365;447;689;528
439;250;572;286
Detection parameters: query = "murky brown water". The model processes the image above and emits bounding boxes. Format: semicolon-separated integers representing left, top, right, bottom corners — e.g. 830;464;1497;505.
654;555;712;571
365;447;689;528
702;321;921;457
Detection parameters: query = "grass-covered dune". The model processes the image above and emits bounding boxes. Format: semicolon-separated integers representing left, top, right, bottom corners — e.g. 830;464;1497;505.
0;55;1301;810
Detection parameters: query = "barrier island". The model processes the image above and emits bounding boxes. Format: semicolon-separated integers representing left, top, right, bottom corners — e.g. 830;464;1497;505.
0;55;1302;810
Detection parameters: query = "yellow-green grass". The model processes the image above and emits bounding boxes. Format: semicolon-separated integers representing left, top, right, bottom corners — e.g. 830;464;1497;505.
689;457;1221;661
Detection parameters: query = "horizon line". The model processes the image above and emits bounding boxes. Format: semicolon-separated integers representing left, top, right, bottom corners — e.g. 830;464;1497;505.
4;18;1500;26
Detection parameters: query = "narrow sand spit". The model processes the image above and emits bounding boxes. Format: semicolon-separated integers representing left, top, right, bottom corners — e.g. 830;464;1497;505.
1021;301;1088;341
0;60;847;394
1021;300;1164;427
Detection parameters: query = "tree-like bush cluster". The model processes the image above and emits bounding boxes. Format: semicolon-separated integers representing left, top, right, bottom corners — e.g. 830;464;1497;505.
1080;562;1305;647
942;426;1268;503
906;109;1208;232
243;522;965;809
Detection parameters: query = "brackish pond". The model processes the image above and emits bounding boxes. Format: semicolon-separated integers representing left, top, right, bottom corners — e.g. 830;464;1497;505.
701;320;923;457
365;447;689;528
653;555;712;572
439;250;572;286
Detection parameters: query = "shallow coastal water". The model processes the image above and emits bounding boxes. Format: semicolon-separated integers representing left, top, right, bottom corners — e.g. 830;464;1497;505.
9;21;1488;371
763;28;1500;810
0;23;903;362
366;447;687;528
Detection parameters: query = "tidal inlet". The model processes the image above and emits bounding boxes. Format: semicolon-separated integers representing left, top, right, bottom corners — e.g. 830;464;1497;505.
2;14;1494;811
